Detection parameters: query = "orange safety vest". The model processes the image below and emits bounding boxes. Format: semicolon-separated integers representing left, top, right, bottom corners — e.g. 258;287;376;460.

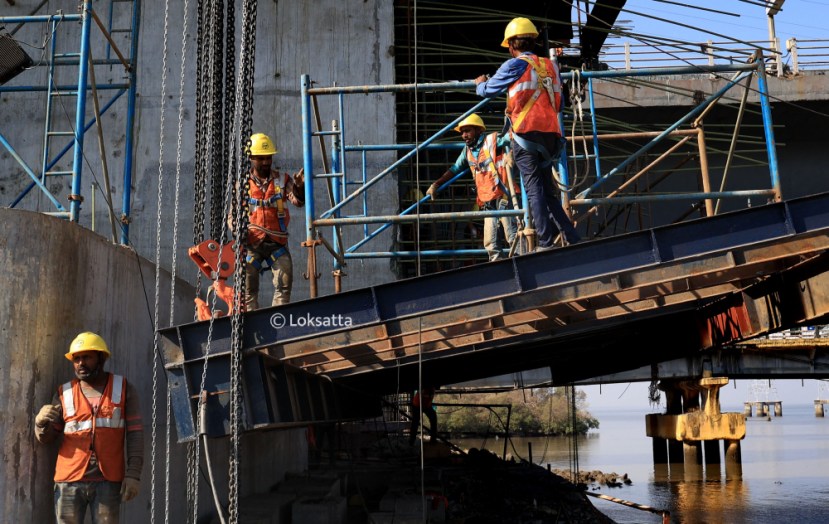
465;132;518;203
247;170;291;247
55;373;126;482
507;54;563;136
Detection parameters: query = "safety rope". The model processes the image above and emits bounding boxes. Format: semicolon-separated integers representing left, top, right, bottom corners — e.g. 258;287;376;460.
149;0;173;521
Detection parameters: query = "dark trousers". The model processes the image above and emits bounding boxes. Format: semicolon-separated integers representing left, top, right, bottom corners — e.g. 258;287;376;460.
409;407;437;444
512;131;581;248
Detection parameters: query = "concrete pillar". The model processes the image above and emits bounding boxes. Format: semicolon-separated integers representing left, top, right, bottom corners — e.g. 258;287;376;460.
761;403;770;417
664;383;685;465
744;402;752;417
652;437;668;465
684;441;702;466
725;439;743;480
774;402;782;417
815;401;825;418
704;439;721;466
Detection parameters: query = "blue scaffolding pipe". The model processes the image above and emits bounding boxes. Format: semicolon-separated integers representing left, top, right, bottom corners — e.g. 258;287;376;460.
120;0;142;244
318;98;493;220
756;64;781;201
587;78;602;178
345;249;494;258
572;189;776;206
346;170;469;253
302;75;315;243
13;90;126;208
69;0;93;222
315;209;524;227
0;14;82;23
303;60;777;265
575;69;755;201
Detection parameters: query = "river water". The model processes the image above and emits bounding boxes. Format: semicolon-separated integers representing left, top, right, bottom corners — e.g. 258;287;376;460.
455;403;829;523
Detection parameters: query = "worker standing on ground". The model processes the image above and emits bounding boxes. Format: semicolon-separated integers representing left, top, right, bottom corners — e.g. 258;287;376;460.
427;114;518;261
235;132;305;309
409;385;438;446
475;17;581;250
34;332;143;524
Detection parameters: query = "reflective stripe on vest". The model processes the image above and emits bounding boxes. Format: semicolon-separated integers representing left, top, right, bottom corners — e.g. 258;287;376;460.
507;54;562;135
248;171;290;245
61;374;125;434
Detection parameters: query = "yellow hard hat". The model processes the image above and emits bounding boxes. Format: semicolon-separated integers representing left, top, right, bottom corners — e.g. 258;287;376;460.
66;332;111;361
501;17;539;48
247;133;277;156
454;114;486;132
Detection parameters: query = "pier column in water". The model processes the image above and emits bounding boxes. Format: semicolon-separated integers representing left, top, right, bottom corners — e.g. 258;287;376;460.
815;400;825;417
744;402;752;417
646;377;745;474
725;439;743;479
773;401;782;417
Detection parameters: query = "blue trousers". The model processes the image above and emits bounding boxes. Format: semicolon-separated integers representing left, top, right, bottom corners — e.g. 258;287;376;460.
55;481;122;524
512;132;581;248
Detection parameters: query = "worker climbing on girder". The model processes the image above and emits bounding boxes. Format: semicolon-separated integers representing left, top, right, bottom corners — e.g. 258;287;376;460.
475;17;580;250
426;113;519;261
34;332;143;524
409;385;438;446
231;132;305;309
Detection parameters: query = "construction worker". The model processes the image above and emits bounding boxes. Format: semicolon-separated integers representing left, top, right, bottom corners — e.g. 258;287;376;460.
475;17;581;250
34;332;143;524
409;385;438;446
427;113;518;261
235;132;305;309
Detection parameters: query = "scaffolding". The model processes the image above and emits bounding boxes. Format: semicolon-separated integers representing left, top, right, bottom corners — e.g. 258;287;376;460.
0;0;141;243
299;58;781;292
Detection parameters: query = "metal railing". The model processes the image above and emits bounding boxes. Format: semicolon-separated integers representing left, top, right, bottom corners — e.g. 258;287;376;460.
591;39;829;76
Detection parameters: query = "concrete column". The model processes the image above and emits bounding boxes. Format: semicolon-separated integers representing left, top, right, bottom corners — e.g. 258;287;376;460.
664;383;685;465
762;403;770;417
652;437;668;465
725;439;743;480
774;402;782;417
815;401;825;418
684;441;702;466
744;402;752;417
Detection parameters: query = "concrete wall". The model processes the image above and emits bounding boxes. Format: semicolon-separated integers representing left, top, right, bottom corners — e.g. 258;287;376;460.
0;208;307;522
1;0;398;304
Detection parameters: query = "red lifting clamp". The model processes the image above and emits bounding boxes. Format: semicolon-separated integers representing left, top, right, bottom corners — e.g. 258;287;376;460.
188;240;242;321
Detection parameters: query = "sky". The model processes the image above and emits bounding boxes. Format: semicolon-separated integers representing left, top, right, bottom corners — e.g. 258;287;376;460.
591;0;829;70
618;0;829;43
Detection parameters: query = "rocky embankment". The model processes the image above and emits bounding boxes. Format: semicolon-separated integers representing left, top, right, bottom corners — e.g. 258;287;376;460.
552;468;633;489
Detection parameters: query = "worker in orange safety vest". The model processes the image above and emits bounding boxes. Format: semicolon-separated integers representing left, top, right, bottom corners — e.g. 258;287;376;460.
232;132;305;309
35;332;143;524
427;113;519;261
475;17;581;250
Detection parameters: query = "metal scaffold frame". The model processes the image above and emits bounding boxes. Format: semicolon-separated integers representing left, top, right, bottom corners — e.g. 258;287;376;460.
300;59;782;292
0;0;141;244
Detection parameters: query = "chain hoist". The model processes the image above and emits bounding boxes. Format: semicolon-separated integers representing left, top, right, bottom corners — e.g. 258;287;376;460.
227;1;258;521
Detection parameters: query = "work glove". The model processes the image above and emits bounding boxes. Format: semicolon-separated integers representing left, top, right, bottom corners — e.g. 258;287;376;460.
426;184;438;201
121;477;140;502
35;404;61;428
503;151;514;169
293;168;305;188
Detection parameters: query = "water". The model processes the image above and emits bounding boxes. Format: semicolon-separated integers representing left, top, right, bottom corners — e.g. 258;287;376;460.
455;404;829;523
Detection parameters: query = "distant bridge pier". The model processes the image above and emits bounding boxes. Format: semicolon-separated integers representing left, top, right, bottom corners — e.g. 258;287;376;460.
743;401;782;418
647;377;746;479
815;400;828;417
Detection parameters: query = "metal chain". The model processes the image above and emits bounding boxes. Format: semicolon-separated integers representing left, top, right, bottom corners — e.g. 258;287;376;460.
228;1;257;521
149;0;174;521
192;0;209;303
211;0;233;241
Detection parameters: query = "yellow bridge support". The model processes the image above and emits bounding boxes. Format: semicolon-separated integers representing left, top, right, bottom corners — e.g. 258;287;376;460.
646;377;746;479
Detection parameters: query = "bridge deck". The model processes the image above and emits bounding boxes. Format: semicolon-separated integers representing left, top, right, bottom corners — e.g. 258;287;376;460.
159;192;829;440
